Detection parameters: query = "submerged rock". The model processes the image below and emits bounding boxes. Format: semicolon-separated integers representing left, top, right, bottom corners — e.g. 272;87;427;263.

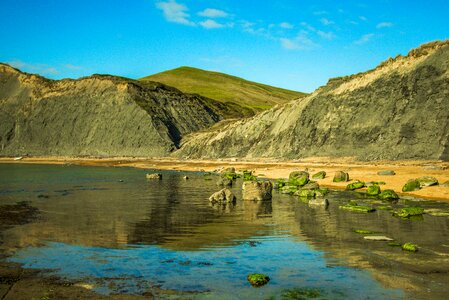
314;188;329;197
416;176;439;188
301;182;320;190
273;179;288;189
247;273;270;287
340;203;376;213
242;181;273;201
377;170;396;176
402;179;421;192
146;173;162;180
312;171;326;179
346;181;365;190
394;206;424;218
280;185;298;195
402;242;418;252
333;171;349;182
366;185;381;196
209;188;236;204
308;198;329;207
296;189;316;198
378;189;399;200
364;236;394;241
288;171;309;186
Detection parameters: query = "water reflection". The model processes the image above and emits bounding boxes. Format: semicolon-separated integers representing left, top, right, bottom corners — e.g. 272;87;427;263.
1;164;449;299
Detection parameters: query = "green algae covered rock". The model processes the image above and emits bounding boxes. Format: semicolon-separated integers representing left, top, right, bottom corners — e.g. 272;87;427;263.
280;185;298;195
274;179;288;189
402;179;421;192
366;185;381;196
394;206;424;218
312;171;326;180
301;182;320;190
340;203;376;213
296;189;316;198
242;170;257;181
288;171;309;187
314;188;329;197
402;242;418;252
346;181;365;190
378;189;399;200
281;287;322;299
416;176;439;188
333;171;349;182
376;205;393;211
247;273;270;287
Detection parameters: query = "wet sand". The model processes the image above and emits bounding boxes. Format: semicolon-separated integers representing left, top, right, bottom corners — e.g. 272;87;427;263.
1;156;448;201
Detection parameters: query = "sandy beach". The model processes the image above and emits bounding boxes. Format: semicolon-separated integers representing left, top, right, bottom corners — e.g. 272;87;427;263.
1;156;449;202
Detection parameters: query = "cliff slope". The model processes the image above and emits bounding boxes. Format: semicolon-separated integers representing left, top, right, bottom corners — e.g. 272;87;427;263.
0;64;244;157
176;40;449;161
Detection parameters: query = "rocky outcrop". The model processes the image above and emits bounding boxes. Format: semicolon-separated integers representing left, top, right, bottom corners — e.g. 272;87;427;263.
175;40;449;161
0;64;243;157
242;181;273;201
209;188;236;204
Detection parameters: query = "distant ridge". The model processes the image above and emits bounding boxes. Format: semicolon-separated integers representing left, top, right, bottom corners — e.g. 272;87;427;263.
140;66;306;116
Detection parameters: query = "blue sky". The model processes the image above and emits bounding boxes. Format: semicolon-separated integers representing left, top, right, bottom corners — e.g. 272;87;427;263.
1;0;449;92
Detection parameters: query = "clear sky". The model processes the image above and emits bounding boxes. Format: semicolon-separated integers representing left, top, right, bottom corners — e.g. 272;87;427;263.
1;0;449;92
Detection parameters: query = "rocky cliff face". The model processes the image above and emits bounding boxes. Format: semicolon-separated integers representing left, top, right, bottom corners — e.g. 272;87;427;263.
0;64;241;157
176;40;449;161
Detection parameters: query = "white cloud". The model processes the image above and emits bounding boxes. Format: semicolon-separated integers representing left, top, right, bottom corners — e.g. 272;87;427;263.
8;60;59;75
199;19;224;29
320;18;334;26
280;31;318;50
359;16;368;21
156;0;195;26
279;22;294;29
198;8;228;18
300;22;316;32
317;30;336;40
377;22;393;29
354;33;375;45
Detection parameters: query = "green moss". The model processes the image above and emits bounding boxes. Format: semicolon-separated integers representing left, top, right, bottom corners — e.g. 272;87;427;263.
297;189;316;198
221;172;240;180
340;204;376;213
311;171;326;179
288;171;309;187
353;229;376;234
333;171;349;182
314;188;329;197
402;179;421;192
274;179;288;189
394;206;424;218
242;170;257;181
281;287;322;299
247;273;270;287
280;185;298;195
346;181;365;190
366;185;381;196
378;189;399;200
402;242;418;252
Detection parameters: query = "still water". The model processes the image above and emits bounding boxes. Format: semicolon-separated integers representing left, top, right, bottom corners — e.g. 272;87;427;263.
1;164;449;299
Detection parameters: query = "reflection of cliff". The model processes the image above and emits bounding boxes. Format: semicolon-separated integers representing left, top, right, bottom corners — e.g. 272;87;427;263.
289;192;449;299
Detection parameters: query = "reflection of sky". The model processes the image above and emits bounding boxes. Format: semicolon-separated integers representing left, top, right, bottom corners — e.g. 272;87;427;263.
9;237;403;299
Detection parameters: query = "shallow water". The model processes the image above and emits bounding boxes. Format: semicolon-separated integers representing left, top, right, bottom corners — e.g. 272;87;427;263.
1;164;449;299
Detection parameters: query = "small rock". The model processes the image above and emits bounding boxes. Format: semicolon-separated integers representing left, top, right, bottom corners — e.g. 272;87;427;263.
378;189;399;200
402;242;418;252
377;170;396;176
242;181;273;200
308;198;329;207
346;181;365;190
247;273;270;287
146;173;162;180
301;182;320;190
363;236;394;241
209;188;236;204
295;189;315;198
312;171;326;180
333;171;349;182
183;176;189;180
402;179;421;192
394;206;424;218
366;185;381;196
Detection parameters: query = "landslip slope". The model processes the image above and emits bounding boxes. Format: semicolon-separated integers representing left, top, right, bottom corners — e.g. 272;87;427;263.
0;64;245;157
176;40;449;161
141;66;306;116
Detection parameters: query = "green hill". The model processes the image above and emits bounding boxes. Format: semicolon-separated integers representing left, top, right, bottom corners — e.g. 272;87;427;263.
140;66;306;115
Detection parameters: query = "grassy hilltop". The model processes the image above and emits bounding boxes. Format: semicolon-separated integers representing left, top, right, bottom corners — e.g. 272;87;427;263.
141;66;306;116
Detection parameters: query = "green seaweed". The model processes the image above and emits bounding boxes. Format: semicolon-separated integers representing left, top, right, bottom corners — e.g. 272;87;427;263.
340;204;376;213
247;273;270;287
297;189;316;198
378;189;399;200
242;170;257;181
402;242;418;252
311;171;326;180
402;179;421;192
281;287;322;299
394;206;424;218
346;181;365;190
366;185;381;196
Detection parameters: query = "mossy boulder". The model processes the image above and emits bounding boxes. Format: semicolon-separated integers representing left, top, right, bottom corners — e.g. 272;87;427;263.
346;181;365;190
340;203;376;213
288;171;309;186
280;185;298;195
247;273;270;287
378;189;399;200
296;189;316;198
402;242;418;252
312;171;326;179
416;176;438;188
394;206;424;218
366;185;381;196
242;170;257;181
301;182;320;190
333;171;349;182
402;179;421;192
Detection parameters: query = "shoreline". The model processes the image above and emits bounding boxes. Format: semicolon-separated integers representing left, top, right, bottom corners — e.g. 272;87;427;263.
1;156;449;202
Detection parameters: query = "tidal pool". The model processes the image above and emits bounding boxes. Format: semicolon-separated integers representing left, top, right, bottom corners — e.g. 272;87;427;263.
1;164;449;299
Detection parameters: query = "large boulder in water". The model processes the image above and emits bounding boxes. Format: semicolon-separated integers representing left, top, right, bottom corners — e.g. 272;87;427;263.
242;181;273;201
209;188;236;204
